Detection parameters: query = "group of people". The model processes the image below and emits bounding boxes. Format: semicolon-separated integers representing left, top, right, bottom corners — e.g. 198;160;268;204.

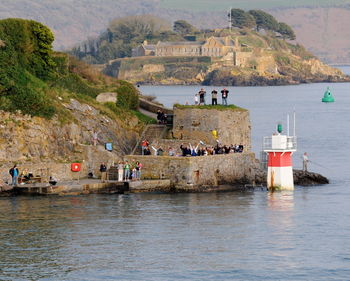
7;164;58;186
9;165;37;186
141;140;244;157
179;142;244;157
157;110;168;124
100;161;143;182
195;88;230;106
118;160;142;181
141;139;165;156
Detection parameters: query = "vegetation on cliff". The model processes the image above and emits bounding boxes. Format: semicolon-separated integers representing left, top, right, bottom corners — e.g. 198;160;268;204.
0;18;149;125
0;18;56;118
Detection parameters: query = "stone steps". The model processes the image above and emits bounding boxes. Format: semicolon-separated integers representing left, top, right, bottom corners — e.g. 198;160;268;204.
132;124;167;155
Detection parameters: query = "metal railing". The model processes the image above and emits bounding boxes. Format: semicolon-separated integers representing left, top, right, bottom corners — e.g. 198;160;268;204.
263;136;297;151
260;151;268;170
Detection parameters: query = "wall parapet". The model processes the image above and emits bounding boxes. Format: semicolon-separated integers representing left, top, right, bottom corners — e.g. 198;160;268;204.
172;106;251;150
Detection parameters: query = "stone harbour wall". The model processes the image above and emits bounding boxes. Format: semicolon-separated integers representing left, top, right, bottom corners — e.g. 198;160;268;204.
0;148;121;184
139;98;173;115
124;153;263;188
172;107;251;151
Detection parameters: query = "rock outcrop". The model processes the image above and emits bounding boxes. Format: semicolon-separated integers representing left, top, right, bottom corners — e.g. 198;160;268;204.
0;99;141;182
102;36;349;86
96;92;117;103
257;169;329;187
293;169;329;186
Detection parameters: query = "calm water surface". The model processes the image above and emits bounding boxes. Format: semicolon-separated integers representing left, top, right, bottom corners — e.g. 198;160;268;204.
1;69;350;280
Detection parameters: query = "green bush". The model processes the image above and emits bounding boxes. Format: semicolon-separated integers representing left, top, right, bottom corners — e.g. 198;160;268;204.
0;18;56;118
116;84;139;110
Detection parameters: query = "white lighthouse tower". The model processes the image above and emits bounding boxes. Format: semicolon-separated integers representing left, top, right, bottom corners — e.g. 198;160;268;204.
263;123;297;191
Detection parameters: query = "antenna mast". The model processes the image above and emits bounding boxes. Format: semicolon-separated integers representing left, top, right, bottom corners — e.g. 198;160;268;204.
229;7;232;31
293;111;296;137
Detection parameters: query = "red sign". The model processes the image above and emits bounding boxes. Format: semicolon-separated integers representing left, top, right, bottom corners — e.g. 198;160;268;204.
71;163;81;172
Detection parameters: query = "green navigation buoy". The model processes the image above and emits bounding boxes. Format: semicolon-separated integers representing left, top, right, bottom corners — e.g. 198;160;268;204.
322;87;335;103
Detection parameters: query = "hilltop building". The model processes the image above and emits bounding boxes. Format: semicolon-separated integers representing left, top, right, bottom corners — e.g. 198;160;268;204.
132;36;253;65
132;40;156;56
132;36;240;57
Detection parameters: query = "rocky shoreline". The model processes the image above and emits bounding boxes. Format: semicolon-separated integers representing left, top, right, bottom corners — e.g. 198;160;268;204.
0;169;329;197
293;169;329;186
134;74;350;86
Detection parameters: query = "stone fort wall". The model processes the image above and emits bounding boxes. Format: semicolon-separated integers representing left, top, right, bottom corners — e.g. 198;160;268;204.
125;153;263;188
172;107;251;150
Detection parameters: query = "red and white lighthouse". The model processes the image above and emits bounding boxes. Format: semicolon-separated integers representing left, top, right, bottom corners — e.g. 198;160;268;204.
264;124;297;191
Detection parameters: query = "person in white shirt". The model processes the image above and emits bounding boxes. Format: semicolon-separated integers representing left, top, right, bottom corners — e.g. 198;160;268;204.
194;93;199;105
303;152;309;172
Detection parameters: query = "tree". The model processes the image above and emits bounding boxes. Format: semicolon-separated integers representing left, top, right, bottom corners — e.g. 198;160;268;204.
277;22;296;40
228;9;256;29
173;20;197;34
70;15;185;63
116;84;139;110
249;10;279;32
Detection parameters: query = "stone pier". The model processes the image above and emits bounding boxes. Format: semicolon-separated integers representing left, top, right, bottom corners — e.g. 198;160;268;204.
125;153;263;191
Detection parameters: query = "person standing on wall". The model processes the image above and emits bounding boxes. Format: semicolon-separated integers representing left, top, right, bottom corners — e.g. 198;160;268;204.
211;89;218;105
303;152;309;172
157;110;163;124
99;162;107;182
221;88;229;106
198;88;206;105
141;139;149;155
9;164;19;186
194;93;199;105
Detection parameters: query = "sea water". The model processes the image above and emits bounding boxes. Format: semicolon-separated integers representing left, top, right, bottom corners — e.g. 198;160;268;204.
1;70;350;280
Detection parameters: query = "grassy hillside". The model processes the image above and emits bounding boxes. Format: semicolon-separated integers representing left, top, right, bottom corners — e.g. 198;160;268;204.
0;18;152;126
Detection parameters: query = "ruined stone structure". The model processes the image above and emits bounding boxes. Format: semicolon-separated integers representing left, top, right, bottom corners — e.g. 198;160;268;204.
132;36;252;61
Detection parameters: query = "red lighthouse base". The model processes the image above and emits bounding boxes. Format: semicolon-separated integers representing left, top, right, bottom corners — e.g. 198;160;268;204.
267;152;294;190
